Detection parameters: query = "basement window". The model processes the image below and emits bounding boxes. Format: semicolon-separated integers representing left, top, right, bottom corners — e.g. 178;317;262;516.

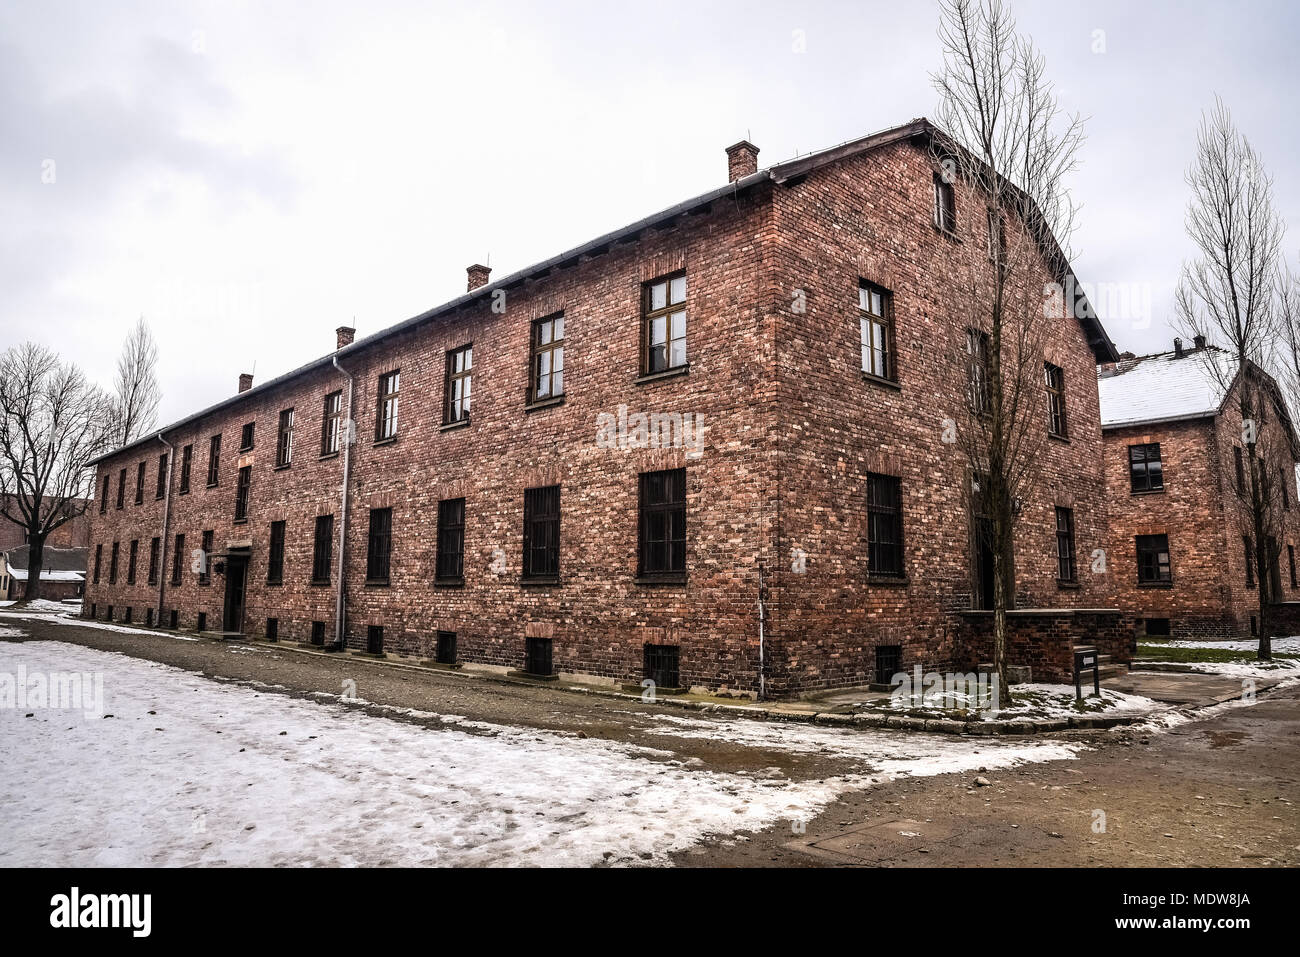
123;607;132;624
367;625;384;655
265;618;278;641
874;644;902;686
1143;618;1171;637
311;621;325;646
145;608;154;627
436;630;457;665
196;612;207;632
524;636;553;677
169;609;178;630
644;644;681;689
106;605;114;622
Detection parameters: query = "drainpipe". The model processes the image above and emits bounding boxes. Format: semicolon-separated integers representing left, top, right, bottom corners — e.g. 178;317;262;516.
156;431;175;625
331;355;355;651
756;566;766;700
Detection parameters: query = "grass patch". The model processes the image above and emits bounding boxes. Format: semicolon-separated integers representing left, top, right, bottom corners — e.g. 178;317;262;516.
1137;643;1299;664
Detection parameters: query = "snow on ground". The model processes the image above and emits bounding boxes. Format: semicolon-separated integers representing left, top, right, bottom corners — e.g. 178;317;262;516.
1148;637;1300;654
0;599;79;613
1;641;1083;867
0;625;27;639
0;609;199;640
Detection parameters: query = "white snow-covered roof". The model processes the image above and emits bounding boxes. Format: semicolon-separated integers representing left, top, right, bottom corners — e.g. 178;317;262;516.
1097;348;1235;429
7;568;85;582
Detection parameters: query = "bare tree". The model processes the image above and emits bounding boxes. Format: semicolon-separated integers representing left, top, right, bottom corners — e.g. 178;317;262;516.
0;343;113;603
931;0;1085;706
1175;98;1287;659
111;317;161;447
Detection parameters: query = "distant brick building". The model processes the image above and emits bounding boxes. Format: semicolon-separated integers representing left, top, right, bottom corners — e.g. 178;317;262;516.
0;495;91;552
1098;339;1300;638
84;119;1124;695
0;545;87;601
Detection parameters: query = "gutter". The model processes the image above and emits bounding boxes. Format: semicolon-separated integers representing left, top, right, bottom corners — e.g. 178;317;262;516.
331;355;355;652
155;431;175;625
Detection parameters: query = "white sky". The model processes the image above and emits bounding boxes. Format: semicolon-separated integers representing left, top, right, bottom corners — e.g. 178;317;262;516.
3;0;1298;424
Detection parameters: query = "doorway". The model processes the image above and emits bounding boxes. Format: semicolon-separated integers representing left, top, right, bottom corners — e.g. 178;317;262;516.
222;553;248;633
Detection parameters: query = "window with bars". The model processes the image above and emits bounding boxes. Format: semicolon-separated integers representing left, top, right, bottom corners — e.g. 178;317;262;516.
199;530;213;585
366;507;392;584
135;461;145;504
311;514;333;584
179;446;192;494
93;544;102;584
638;468;687;579
127;539;138;585
276;409;294;467
436;498;465;582
267;521;286;584
445;348;472;424
171;533;185;586
234;465;251;522
530;314;565;401
933;171;956;232
858;282;895;382
1044;363;1067;437
207;434;221;486
875;644;903;685
240;422;255;451
642;273;687;374
109;542;119;585
523;486;561;580
311;621;325;646
367;625;384;655
156;453;168;499
1129;443;1164;492
321;390;343;456
1290;544;1297;589
435;631;457;665
101;474;109;513
117;468;126;507
867;473;904;577
1136;534;1171;584
376;371;400;440
966;328;991;415
148;537;160;585
644;644;681;689
1055;506;1077;582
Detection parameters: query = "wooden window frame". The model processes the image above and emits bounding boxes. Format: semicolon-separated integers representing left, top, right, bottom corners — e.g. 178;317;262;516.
148;537;159;585
234;465;251;523
207;434;221;487
1129;443;1164;493
1136;534;1171;585
127;539;138;585
1044;362;1068;438
1244;536;1255;588
436;498;465;583
966;328;991;415
179;445;192;494
866;473;905;578
239;422;255;452
100;474;109;513
109;541;119;585
933;171;956;233
267;521;286;585
376;371;400;442
135;461;145;504
1055;506;1077;583
641;273;687;375
529;314;566;402
366;507;392;585
156;454;167;499
171;533;185;586
321;390;343;456
198;530;213;585
444;347;472;425
276;408;294;468
311;514;334;584
93;543;102;583
637;468;687;581
858;281;896;383
522;486;561;581
116;468;126;508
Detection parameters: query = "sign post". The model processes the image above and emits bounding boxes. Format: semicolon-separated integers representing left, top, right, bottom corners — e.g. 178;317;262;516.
1073;648;1100;700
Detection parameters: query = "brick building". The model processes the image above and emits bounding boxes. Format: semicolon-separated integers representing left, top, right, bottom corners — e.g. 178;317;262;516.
0;495;91;551
83;118;1124;696
1098;339;1300;638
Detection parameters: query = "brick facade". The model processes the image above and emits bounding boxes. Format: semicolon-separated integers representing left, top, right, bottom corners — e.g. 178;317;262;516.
83;120;1124;696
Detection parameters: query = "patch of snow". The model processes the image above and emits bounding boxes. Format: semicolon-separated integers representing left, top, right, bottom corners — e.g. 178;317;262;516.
0;599;80;613
1;641;1083;867
0;625;27;639
0;611;198;640
1146;637;1300;655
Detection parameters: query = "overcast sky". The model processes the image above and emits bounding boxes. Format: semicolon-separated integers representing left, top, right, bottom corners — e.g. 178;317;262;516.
3;0;1298;424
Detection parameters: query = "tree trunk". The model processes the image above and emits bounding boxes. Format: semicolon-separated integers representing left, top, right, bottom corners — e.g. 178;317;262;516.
20;531;46;605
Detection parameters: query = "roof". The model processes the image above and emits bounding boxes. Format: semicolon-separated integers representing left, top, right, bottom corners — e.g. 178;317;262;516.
2;545;88;580
1097;347;1236;429
90;118;1117;466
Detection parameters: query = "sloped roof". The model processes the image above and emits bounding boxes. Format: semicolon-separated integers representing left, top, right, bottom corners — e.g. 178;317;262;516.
90;118;1117;466
1097;347;1235;428
3;545;88;580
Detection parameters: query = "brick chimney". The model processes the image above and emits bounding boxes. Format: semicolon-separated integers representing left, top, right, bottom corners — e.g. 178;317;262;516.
238;372;254;393
1193;333;1206;351
1173;337;1184;358
336;325;355;350
725;140;759;182
467;264;491;291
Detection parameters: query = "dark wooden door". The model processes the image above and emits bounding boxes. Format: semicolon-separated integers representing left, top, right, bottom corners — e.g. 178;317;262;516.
223;556;248;633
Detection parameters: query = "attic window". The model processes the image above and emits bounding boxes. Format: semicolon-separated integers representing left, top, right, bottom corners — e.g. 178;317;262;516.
932;172;956;232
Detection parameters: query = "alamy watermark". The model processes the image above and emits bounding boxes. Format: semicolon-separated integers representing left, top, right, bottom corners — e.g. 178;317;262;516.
890;665;1002;714
1;665;104;718
595;404;705;458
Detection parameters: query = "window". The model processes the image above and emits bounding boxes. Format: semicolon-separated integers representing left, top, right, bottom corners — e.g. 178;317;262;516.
199;530;213;585
276;409;294;467
179;445;192;494
1136;534;1171;584
1055;507;1077;582
530;314;565;401
866;473;905;577
171;534;185;586
986;208;1005;261
858;282;894;381
240;422;255;451
436;498;465;582
91;544;102;582
638;468;687;579
375;371;400;440
135;461;145;504
367;625;384;655
321;391;343;456
1234;446;1245;492
933;171;955;232
267;521;286;584
642;274;687;374
169;609;178;630
234;465;251;522
966;328;991;415
127;540;138;585
1244;536;1255;588
644;644;681;689
523;486;561;580
311;514;333;584
116;468;126;508
148;537;160;585
875;644;903;685
266;618;279;641
197;612;207;632
1290;544;1297;589
1144;618;1171;637
1044;363;1067;438
145;608;153;627
156;453;168;499
311;621;325;646
207;434;221;486
1129;443;1164;492
444;348;472;424
435;631;457;665
109;542;119;585
100;475;109;513
366;507;392;584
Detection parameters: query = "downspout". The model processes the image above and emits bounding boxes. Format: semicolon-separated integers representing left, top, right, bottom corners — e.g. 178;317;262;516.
756;566;766;700
331;355;355;652
156;431;175;625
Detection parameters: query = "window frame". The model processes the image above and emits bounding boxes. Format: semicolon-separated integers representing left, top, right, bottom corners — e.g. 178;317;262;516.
1044;362;1068;438
641;273;687;376
109;541;119;585
276;408;294;468
966;328;991;415
858;281;896;383
529;314;566;402
127;539;138;585
637;468;687;581
1128;443;1165;493
522;485;561;581
156;454;168;499
1055;506;1077;583
234;465;252;523
436;498;465;583
321;390;343;457
207;434;221;487
444;347;472;425
311;514;334;584
366;507;393;584
1136;533;1172;585
240;422;255;452
933;171;956;233
267;520;286;585
101;474;109;513
198;530;213;585
866;472;905;578
135;461;145;504
179;445;192;494
171;533;185;586
148;537;160;586
376;370;400;442
116;468;126;508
